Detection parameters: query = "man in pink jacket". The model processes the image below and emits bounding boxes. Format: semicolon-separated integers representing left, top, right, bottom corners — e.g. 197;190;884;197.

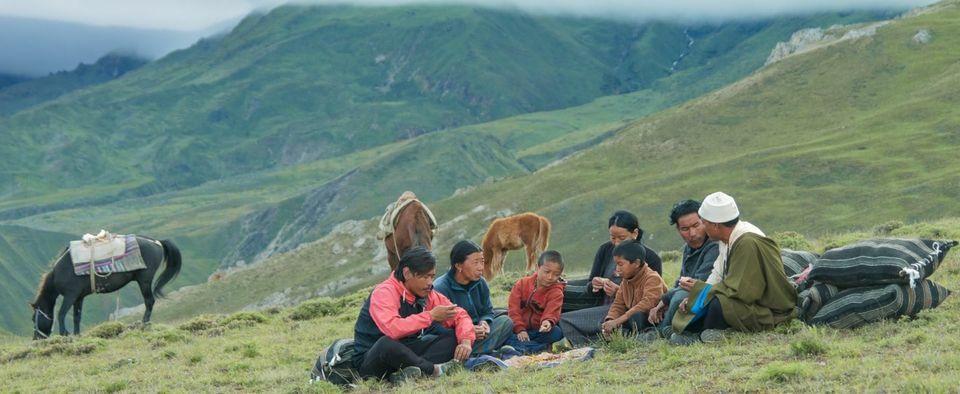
352;246;476;382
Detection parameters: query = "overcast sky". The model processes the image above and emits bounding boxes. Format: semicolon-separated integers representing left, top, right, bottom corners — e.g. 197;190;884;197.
0;0;936;31
0;0;938;76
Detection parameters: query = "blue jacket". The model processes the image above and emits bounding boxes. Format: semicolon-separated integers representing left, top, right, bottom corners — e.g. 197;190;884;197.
433;269;495;325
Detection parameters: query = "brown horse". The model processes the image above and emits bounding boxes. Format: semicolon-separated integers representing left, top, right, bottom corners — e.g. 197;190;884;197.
380;192;436;271
481;212;551;280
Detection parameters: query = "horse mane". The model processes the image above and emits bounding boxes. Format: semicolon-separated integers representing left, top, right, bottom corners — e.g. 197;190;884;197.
30;272;52;308
31;246;66;308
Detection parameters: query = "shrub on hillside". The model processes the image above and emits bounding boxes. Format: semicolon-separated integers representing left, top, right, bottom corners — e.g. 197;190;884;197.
790;336;828;357
179;315;220;333
760;361;810;382
222;311;269;326
491;271;525;293
772;231;812;251
103;381;127;394
898;222;954;239
148;329;190;348
32;336;104;357
87;321;125;339
289;298;349;321
873;220;904;235
659;250;681;263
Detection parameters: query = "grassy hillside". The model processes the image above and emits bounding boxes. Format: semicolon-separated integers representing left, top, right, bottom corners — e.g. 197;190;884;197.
425;1;960;270
1;219;958;392
0;8;901;334
125;0;960;326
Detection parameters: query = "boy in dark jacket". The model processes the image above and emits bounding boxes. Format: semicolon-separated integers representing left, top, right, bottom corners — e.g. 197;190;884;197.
506;250;566;354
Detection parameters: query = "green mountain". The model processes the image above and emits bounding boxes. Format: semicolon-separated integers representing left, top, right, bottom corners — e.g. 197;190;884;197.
139;1;960;324
0;5;889;208
0;54;147;115
0;4;896;335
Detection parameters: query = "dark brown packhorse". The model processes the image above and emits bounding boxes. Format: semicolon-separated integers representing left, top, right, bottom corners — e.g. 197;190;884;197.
384;194;435;271
30;236;182;339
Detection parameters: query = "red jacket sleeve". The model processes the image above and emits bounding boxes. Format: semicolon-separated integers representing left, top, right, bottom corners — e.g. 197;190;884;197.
369;284;432;339
541;286;564;326
431;291;476;344
508;279;526;333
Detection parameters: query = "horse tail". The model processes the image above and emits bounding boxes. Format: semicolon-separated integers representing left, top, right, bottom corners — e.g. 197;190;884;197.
154;240;182;298
537;215;551;254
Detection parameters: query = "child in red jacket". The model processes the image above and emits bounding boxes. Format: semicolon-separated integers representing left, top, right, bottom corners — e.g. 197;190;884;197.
506;250;566;355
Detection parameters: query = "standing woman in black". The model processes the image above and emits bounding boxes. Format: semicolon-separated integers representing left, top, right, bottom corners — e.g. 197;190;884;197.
559;210;662;345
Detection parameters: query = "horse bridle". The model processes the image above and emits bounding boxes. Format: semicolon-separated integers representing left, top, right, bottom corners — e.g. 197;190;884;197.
33;308;51;339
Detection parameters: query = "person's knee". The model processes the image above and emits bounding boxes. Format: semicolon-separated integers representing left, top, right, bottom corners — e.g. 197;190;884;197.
626;313;648;331
668;290;689;308
545;325;564;343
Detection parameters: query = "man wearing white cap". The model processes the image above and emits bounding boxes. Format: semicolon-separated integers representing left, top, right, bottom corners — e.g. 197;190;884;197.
670;192;797;345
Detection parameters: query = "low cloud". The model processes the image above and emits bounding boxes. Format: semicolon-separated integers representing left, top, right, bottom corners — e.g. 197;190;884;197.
0;0;936;76
0;0;936;32
291;0;935;22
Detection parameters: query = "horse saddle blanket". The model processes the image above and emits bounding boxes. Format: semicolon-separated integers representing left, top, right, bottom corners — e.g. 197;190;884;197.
376;195;438;240
70;232;146;276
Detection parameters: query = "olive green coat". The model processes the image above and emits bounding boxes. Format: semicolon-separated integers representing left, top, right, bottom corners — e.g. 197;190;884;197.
674;232;797;333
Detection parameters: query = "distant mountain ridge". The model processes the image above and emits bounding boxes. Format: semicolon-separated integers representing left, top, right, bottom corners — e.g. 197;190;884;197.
0;53;148;115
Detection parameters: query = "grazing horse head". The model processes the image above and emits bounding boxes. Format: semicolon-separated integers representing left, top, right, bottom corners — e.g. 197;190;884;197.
30;270;57;340
30;303;54;340
385;198;435;271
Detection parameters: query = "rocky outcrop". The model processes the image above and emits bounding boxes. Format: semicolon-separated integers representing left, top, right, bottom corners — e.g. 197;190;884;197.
217;169;358;270
765;21;892;66
913;29;932;45
766;28;834;65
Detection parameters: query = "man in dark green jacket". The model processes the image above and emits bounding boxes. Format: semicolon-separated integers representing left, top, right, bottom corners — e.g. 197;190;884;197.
671;192;797;345
434;240;514;356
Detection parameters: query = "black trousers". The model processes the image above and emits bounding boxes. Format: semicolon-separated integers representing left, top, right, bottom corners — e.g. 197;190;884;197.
686;297;730;333
358;330;457;379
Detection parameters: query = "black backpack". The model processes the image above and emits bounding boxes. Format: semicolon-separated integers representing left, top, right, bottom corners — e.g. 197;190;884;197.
310;338;361;387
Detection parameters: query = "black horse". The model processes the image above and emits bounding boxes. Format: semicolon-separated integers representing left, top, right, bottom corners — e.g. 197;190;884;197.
30;236;182;339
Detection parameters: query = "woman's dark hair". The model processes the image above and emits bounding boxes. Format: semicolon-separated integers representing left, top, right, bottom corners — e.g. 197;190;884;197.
612;240;647;267
449;240;482;269
609;210;643;240
669;199;701;226
394;246;437;282
537;250;565;271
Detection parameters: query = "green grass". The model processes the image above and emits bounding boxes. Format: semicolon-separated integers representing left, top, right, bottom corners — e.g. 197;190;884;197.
2;220;959;392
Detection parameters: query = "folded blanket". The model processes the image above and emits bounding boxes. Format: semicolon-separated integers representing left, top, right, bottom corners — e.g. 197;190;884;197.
808;239;957;288
71;234;146;276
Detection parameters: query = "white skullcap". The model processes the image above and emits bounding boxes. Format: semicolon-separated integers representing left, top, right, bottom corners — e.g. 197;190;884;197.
698;191;740;222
